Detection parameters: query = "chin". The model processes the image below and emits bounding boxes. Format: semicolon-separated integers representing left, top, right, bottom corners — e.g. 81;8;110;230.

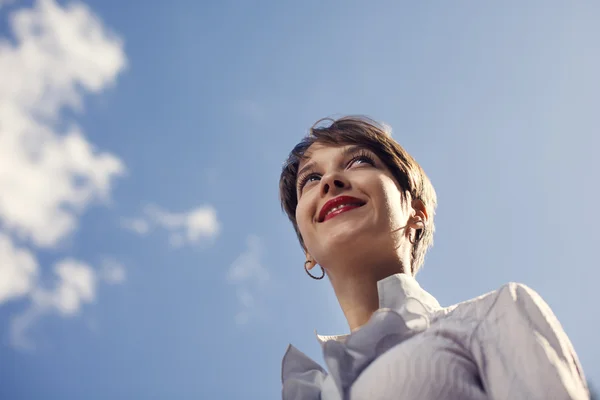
319;220;374;256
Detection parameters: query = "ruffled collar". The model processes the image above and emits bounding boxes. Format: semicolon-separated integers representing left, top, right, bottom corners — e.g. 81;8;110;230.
282;273;442;400
315;273;441;345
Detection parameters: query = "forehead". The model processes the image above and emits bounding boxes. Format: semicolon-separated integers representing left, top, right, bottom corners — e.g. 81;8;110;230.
298;143;356;169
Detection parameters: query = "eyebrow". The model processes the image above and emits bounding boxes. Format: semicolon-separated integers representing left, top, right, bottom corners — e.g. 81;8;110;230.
296;161;315;182
296;145;367;181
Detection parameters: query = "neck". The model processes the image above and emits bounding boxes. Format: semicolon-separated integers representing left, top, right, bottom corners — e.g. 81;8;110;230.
326;256;409;332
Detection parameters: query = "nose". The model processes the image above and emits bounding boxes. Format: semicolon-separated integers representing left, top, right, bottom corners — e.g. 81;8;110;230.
320;173;348;196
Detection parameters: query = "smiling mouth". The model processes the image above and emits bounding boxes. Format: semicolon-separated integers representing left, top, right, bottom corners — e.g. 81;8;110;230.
322;203;364;222
318;196;366;222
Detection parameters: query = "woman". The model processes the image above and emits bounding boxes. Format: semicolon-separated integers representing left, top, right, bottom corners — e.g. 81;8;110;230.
278;116;589;399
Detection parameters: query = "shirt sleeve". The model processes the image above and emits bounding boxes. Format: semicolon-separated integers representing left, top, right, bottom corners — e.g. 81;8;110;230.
469;282;589;400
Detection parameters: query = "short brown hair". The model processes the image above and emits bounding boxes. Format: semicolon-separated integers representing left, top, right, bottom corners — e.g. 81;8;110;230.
279;115;437;274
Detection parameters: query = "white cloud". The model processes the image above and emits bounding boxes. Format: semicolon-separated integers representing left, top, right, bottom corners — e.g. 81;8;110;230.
120;218;150;236
10;307;43;350
227;235;269;325
145;205;221;244
123;204;221;248
11;258;98;350
0;0;127;349
0;233;38;304
0;0;126;248
227;235;268;284
8;255;127;350
99;258;126;285
237;288;255;308
34;259;96;315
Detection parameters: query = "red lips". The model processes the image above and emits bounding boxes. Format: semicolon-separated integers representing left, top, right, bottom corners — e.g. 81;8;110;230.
318;195;366;222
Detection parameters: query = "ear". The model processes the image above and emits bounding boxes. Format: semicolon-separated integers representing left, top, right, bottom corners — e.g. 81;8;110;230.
409;198;428;229
304;253;316;270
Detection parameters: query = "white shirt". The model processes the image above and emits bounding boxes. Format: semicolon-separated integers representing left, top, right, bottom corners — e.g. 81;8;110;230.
281;274;589;399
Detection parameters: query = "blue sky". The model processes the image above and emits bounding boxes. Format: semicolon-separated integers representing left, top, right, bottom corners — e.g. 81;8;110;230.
0;1;598;398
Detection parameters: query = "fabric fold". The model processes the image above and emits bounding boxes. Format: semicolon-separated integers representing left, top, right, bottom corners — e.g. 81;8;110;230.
282;274;436;400
281;345;328;400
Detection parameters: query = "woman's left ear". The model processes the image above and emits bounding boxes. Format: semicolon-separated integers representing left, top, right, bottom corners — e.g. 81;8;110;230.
409;198;428;228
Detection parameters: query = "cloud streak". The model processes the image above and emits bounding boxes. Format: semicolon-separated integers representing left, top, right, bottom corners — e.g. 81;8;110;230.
122;204;221;248
0;0;127;349
99;259;127;285
0;233;38;304
227;235;269;325
11;258;97;350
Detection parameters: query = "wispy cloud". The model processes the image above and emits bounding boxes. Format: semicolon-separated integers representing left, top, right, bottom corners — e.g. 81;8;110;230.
120;218;150;236
11;258;98;350
0;0;127;349
226;235;269;325
99;258;127;285
34;259;97;316
4;250;127;350
0;233;38;304
122;204;221;248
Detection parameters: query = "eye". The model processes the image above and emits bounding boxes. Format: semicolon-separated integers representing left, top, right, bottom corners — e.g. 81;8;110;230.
348;153;375;168
297;173;321;192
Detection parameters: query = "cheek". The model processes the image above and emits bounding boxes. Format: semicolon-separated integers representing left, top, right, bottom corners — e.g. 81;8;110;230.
295;205;319;254
295;200;312;235
379;180;406;222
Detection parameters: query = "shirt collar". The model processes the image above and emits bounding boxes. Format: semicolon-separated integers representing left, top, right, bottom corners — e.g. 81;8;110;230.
315;273;441;345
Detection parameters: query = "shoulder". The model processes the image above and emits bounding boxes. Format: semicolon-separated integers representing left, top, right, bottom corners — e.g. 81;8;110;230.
485;282;554;319
458;281;548;309
465;284;589;397
455;282;565;340
443;282;556;327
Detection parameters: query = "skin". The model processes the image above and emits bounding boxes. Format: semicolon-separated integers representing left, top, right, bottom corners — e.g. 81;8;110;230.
295;142;428;332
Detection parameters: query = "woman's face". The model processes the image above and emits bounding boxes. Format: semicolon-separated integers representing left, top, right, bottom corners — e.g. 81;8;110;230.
295;142;411;269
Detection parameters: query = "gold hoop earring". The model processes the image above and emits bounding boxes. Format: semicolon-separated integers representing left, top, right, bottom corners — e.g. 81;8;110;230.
304;260;325;280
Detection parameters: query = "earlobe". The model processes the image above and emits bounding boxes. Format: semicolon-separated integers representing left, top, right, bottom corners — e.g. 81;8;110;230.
304;257;325;280
408;216;425;232
304;254;315;270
